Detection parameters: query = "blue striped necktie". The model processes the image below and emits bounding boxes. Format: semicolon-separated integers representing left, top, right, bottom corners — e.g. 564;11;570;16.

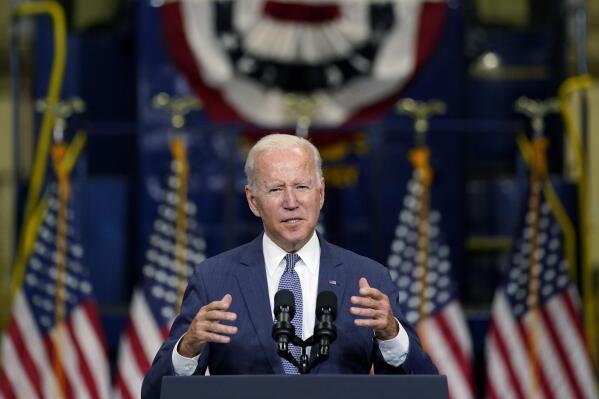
277;253;302;374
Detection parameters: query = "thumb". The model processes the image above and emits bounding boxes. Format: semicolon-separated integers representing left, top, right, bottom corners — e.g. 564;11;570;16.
359;277;370;290
222;294;233;306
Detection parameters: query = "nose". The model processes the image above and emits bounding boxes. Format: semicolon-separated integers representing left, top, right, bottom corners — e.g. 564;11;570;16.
282;188;299;209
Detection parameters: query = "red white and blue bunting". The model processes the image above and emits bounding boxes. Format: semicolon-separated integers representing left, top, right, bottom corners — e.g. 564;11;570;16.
160;0;446;126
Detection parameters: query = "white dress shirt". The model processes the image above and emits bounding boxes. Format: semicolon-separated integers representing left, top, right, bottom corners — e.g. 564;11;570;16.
263;231;320;339
172;232;410;375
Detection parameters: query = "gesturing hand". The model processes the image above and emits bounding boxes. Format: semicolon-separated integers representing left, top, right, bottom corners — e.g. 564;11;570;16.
178;294;238;357
350;277;399;341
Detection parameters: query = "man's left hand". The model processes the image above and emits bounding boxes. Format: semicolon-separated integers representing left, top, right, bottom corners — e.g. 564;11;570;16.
350;277;399;340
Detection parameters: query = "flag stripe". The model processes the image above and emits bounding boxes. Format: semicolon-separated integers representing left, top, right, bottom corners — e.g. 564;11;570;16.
82;301;109;352
75;303;111;399
113;386;124;399
116;371;135;399
422;316;473;399
131;290;164;360
0;368;16;399
486;334;519;399
42;334;76;399
66;315;101;399
489;322;526;399
160;325;170;341
127;322;152;372
563;289;586;336
492;296;528;399
1;336;40;399
444;301;473;357
117;335;144;399
551;292;598;399
485;376;499;399
540;297;585;399
7;317;44;399
50;325;91;399
434;310;475;391
515;318;553;399
13;294;58;398
533;308;576;398
116;288;172;399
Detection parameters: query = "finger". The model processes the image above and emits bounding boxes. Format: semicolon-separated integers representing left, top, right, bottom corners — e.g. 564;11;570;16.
358;286;385;300
357;278;386;299
359;277;370;290
210;294;233;309
349;306;378;318
204;310;237;322
222;294;232;305
200;295;234;313
205;321;238;336
350;295;381;309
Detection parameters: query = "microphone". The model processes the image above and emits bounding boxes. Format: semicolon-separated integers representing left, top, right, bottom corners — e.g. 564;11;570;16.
272;289;296;354
314;291;337;356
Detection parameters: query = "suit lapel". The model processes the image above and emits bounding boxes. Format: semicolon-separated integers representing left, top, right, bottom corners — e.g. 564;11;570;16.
235;235;283;374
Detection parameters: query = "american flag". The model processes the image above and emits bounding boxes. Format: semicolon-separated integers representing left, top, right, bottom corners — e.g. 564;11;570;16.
114;156;206;399
0;184;110;399
485;181;598;399
387;171;475;399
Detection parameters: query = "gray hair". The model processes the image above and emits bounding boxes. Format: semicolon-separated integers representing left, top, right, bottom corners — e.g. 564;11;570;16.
244;133;323;190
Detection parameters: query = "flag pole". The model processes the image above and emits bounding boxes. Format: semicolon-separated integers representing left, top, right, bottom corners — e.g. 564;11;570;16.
515;96;560;399
283;94;320;139
37;97;85;399
152;93;201;312
395;98;445;349
51;137;69;399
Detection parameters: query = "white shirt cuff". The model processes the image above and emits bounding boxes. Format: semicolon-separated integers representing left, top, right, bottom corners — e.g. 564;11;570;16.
376;318;410;367
172;334;201;376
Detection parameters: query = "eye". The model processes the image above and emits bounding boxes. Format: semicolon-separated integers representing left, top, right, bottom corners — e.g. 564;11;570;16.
297;184;310;190
268;187;283;193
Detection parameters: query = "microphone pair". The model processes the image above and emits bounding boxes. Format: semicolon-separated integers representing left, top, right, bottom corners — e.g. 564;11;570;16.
272;290;338;373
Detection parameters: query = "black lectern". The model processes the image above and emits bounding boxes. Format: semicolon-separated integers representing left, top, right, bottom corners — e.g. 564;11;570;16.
160;375;448;399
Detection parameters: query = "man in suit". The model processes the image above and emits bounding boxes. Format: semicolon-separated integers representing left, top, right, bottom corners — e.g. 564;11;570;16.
142;134;437;399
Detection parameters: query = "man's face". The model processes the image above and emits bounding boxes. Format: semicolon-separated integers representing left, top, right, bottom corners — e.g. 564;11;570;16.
245;145;324;253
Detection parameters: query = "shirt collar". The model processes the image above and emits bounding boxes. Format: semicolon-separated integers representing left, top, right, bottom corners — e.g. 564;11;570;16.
263;232;320;278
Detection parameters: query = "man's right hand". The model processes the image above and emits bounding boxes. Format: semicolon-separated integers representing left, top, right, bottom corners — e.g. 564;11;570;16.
177;294;238;358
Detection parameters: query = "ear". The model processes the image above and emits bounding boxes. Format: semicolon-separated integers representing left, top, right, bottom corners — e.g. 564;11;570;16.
318;177;325;210
245;185;261;217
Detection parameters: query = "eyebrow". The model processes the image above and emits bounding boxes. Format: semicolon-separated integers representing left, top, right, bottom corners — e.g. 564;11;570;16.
263;180;313;189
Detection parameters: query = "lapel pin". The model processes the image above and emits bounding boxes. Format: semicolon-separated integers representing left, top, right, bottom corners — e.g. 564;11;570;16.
328;280;337;286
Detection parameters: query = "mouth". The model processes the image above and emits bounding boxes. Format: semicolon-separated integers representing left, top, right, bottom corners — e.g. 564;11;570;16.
281;218;303;225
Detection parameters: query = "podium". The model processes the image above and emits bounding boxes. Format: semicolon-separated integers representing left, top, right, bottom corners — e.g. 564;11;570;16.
160;375;448;399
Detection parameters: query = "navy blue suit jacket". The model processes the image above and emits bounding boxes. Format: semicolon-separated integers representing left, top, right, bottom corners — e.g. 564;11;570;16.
142;235;437;399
